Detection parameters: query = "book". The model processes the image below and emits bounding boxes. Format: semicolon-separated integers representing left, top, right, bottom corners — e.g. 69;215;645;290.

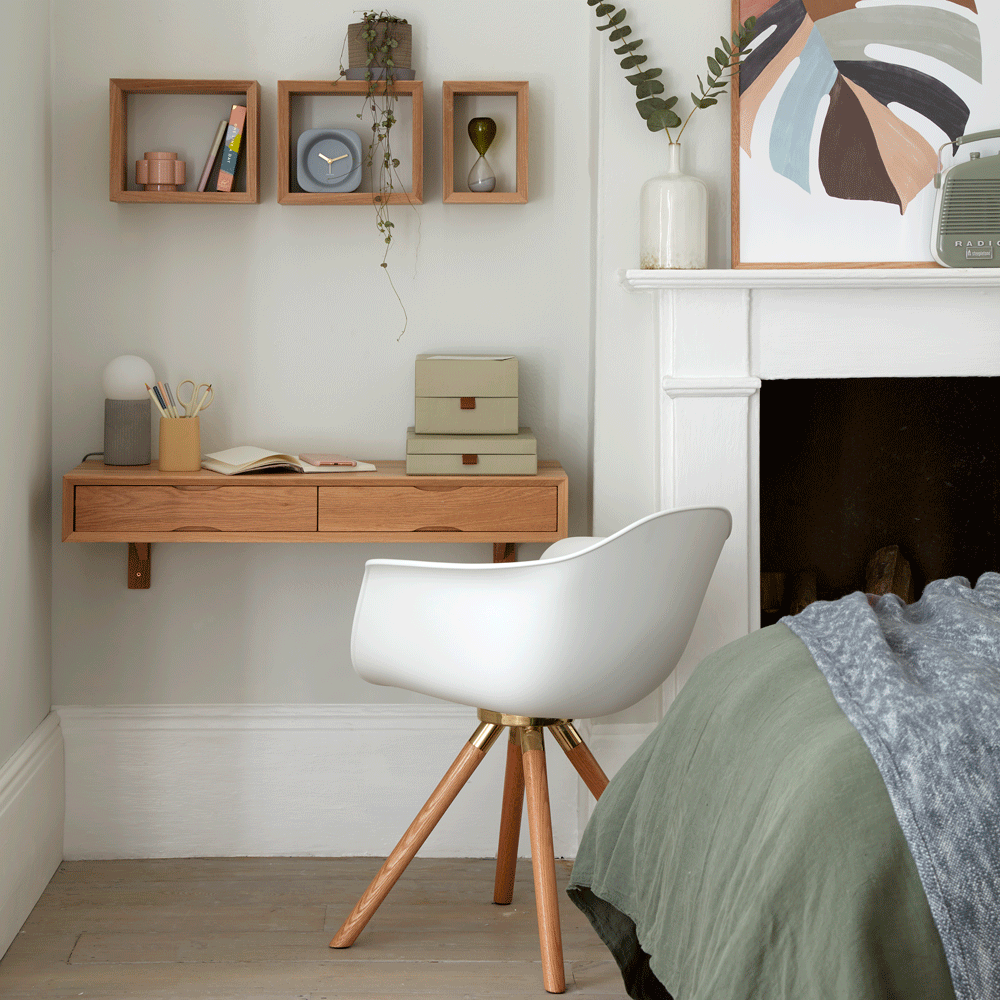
215;104;247;192
202;446;375;475
197;119;228;192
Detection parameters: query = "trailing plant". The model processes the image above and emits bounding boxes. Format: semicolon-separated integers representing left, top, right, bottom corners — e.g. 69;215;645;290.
587;1;756;143
339;9;413;337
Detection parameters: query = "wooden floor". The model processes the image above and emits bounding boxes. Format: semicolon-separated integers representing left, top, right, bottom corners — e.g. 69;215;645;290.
0;857;628;998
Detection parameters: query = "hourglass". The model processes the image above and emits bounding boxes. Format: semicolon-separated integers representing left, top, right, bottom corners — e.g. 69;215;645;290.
467;117;497;193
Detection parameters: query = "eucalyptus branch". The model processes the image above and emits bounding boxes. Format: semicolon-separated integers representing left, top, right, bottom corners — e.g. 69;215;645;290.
587;1;756;143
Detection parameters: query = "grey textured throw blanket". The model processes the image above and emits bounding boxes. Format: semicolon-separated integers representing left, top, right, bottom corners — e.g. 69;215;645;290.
784;573;1000;1000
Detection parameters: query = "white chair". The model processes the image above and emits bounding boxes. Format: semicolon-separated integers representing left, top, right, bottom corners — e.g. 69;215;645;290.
330;505;732;993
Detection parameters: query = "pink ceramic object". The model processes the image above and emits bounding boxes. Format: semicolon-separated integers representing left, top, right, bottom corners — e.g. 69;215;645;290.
136;151;186;191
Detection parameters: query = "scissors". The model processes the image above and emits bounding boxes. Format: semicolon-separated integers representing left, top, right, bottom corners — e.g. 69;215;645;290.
176;380;214;418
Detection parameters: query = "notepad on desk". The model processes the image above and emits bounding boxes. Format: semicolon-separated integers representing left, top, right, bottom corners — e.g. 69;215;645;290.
202;446;375;475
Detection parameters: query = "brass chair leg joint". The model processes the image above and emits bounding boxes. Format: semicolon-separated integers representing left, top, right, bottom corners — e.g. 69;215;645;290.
479;708;569;728
548;721;583;754
469;720;504;752
519;725;545;753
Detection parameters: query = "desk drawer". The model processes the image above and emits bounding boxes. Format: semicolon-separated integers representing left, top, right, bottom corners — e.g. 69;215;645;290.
75;485;317;533
318;485;557;533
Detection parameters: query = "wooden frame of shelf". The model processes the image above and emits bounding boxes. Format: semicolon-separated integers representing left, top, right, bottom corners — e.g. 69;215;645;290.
277;80;424;205
109;79;260;204
442;81;528;204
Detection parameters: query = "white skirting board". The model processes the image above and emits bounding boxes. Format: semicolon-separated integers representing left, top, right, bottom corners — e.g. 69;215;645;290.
54;704;648;862
0;713;65;958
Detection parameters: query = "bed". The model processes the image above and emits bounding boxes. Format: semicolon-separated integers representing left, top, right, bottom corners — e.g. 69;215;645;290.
568;573;1000;1000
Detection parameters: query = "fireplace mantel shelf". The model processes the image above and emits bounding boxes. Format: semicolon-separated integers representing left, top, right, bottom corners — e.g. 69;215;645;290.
620;268;1000;290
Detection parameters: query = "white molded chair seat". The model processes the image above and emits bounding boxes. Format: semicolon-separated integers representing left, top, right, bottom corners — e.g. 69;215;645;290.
351;506;732;719
331;505;732;993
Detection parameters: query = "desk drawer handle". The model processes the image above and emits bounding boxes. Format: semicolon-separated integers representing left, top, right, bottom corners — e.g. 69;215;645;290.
460;397;476;409
171;525;222;532
414;526;461;532
172;485;223;492
462;454;478;465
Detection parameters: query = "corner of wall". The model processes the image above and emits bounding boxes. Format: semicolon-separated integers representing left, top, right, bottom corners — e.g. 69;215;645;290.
0;714;64;959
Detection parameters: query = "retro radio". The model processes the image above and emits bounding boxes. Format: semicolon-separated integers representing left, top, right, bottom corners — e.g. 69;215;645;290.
931;128;1000;267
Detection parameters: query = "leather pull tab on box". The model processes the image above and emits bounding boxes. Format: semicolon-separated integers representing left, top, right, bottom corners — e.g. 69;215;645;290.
462;454;479;465
460;397;476;409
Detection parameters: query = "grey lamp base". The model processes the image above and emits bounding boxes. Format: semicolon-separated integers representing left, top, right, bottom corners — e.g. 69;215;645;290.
104;398;151;466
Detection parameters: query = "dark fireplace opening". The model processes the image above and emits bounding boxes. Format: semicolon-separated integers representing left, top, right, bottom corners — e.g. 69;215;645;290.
759;376;999;626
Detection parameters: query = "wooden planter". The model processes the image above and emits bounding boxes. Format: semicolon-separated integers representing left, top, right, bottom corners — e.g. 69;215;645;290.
346;20;412;77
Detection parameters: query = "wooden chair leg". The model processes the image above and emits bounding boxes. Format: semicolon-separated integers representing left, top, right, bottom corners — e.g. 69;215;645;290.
520;726;566;994
329;720;503;949
549;721;609;800
493;727;524;905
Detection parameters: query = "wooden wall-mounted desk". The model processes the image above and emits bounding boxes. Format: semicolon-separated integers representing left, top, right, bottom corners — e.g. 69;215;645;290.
62;460;569;589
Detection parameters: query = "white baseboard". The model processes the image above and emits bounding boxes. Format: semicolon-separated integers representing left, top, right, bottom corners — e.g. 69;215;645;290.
56;704;592;861
0;713;65;958
587;722;655;776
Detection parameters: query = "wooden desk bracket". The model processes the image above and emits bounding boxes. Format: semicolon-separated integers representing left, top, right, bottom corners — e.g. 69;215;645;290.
126;540;518;588
128;542;151;589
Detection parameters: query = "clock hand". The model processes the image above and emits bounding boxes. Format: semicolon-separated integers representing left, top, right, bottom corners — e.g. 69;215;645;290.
317;153;334;164
328;153;349;163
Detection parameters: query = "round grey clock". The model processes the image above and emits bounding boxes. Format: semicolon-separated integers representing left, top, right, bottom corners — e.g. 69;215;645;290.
296;128;363;193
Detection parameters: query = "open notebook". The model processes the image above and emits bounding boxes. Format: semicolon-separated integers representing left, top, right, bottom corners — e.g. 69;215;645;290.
202;446;375;475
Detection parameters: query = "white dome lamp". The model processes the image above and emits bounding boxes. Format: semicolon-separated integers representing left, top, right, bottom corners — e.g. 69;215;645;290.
102;355;156;466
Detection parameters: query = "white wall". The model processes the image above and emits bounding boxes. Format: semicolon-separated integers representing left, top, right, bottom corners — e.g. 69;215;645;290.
45;0;756;858
592;0;735;532
0;0;62;958
1;0;53;780
591;0;737;724
50;0;594;708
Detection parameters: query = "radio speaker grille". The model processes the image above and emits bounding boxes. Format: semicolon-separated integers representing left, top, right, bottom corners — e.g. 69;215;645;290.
940;179;1000;235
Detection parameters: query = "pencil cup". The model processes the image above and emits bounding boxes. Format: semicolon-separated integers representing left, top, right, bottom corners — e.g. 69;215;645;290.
158;417;201;472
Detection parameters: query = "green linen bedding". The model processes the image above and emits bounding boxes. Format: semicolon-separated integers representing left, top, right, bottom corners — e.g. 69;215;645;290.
567;623;954;1000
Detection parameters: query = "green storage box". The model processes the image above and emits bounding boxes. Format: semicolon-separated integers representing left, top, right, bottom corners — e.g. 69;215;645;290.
405;427;537;476
414;354;518;434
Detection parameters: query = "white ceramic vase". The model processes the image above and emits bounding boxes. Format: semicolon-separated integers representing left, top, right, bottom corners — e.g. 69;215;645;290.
640;143;707;269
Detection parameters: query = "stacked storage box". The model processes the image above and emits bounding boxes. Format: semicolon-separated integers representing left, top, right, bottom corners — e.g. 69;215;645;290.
406;354;537;475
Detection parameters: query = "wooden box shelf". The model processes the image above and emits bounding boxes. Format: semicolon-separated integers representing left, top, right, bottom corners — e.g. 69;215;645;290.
442;81;528;204
277;80;424;205
109;79;260;203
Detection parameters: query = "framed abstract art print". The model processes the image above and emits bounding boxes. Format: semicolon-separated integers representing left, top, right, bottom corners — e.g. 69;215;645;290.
731;0;998;267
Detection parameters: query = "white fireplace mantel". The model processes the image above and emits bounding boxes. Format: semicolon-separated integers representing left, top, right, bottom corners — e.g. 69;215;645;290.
621;267;1000;693
620;268;1000;290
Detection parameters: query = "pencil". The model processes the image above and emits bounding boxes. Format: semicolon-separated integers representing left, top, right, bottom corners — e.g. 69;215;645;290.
157;381;178;418
190;384;212;419
151;383;170;417
145;383;169;418
163;381;179;418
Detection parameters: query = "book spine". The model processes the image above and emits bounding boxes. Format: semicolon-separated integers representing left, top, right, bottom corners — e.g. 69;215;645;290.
197;119;228;193
215;105;247;193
